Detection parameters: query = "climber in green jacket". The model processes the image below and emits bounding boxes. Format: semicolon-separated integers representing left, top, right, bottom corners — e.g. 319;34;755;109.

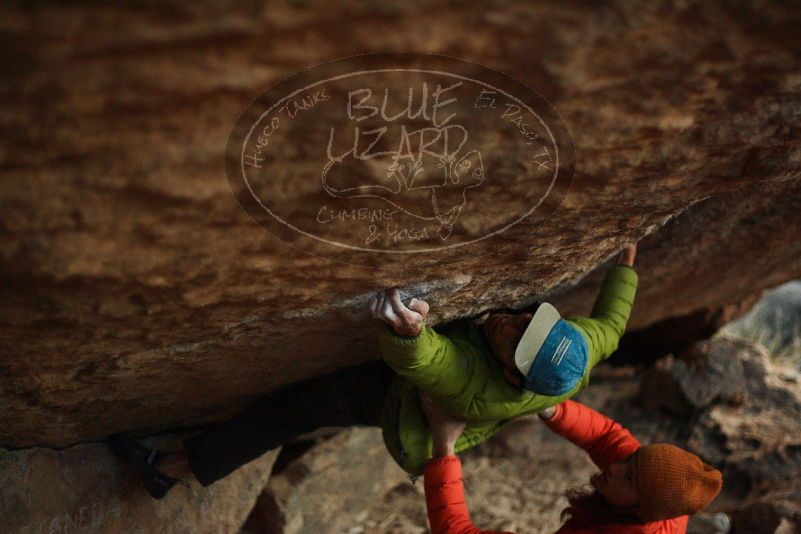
374;244;639;475
109;244;638;499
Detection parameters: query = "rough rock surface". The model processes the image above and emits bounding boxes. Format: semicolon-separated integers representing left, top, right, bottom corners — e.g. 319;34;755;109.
2;1;801;453
0;434;279;534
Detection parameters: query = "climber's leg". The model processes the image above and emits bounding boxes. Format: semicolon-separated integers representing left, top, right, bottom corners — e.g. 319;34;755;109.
182;359;395;486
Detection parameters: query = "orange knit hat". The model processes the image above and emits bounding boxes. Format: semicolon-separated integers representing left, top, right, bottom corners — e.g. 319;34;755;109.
633;444;723;522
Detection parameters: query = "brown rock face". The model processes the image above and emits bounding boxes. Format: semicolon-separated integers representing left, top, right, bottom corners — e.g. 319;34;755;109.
1;1;800;450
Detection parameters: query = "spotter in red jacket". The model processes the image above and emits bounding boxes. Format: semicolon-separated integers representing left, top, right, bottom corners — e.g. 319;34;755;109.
423;400;689;534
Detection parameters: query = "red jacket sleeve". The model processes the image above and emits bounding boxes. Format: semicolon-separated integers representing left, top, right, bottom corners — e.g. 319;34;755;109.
424;456;512;534
542;400;640;471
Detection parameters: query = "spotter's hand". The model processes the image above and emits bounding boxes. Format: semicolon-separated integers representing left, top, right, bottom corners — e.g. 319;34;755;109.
369;288;430;337
419;391;466;457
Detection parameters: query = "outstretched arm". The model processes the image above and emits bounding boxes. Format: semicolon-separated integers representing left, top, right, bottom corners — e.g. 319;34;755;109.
567;243;639;372
538;400;640;471
421;393;509;534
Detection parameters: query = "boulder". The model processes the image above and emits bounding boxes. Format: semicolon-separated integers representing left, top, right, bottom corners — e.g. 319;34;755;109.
1;0;800;455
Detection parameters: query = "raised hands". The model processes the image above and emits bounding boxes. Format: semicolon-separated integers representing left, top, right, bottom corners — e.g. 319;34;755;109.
369;287;430;337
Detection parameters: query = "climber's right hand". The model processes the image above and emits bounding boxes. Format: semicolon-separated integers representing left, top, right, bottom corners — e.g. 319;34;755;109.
369;287;430;337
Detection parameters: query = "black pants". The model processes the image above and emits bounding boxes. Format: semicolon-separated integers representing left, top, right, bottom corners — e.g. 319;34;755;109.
183;359;395;486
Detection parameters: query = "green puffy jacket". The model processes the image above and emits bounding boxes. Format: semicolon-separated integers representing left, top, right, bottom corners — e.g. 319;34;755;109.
377;265;638;476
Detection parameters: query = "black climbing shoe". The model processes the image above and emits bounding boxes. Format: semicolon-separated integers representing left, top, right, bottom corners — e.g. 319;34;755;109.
108;433;188;500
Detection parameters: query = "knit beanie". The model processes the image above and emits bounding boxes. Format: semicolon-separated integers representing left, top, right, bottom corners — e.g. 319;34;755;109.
634;444;723;522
